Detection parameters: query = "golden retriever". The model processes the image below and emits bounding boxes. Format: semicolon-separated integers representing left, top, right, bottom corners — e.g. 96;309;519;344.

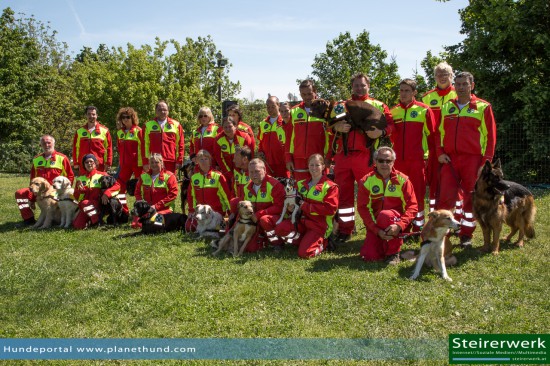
29;177;61;229
52;176;78;228
212;201;256;257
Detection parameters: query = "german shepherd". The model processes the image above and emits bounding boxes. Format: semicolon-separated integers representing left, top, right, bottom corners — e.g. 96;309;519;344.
473;159;536;254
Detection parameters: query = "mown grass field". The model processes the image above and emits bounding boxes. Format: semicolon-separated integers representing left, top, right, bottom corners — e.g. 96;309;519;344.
0;173;549;365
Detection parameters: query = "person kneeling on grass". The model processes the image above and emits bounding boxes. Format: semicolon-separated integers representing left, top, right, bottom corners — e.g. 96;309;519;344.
132;153;179;229
73;154;120;229
357;147;418;265
275;154;339;258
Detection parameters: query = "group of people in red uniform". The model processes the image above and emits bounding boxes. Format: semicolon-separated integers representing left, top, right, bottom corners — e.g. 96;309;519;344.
15;62;496;263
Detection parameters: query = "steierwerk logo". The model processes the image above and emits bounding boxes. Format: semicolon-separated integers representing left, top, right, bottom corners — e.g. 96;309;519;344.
449;334;548;364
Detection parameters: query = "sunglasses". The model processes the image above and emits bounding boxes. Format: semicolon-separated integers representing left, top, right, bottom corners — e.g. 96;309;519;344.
121;116;131;120
199;114;209;118
376;159;394;164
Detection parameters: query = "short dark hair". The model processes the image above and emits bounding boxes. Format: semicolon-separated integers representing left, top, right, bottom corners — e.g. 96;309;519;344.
226;104;242;121
455;71;474;84
85;106;97;114
236;145;252;161
299;79;317;93
351;73;371;87
399;78;417;91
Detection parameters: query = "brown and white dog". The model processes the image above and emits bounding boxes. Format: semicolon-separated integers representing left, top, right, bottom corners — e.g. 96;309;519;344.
52;176;78;228
212;200;256;257
409;210;460;282
29;177;61;229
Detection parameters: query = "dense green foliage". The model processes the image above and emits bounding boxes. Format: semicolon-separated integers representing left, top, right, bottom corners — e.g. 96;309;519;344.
438;0;550;183
308;31;401;106
0;8;240;172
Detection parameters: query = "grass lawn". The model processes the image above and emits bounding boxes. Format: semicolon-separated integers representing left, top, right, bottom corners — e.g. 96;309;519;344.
1;173;549;365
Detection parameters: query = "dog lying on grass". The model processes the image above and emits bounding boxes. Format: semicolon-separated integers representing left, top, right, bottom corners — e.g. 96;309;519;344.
212;201;256;257
130;200;186;234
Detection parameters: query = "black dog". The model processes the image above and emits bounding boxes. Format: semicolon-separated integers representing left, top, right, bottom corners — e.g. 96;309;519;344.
310;99;387;157
178;160;195;213
98;174;129;225
131;200;187;234
126;178;138;196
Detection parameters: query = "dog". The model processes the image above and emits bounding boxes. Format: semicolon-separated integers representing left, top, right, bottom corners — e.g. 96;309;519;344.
126;178;138;196
275;177;301;226
212;201;256;257
310;99;387;156
29;177;61;229
130;200;187;234
178;160;195;213
473;159;536;254
98;175;128;225
409;210;460;282
194;204;224;238
51;176;78;228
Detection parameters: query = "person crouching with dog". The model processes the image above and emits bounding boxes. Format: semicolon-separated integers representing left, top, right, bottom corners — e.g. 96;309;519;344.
185;149;232;233
357;147;418;265
275;154;339;258
73;154;120;229
15;134;74;226
132;153;179;229
237;158;285;252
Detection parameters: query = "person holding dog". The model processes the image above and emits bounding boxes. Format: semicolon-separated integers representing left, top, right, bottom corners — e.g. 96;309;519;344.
257;96;289;178
73;154;120;229
285;79;330;182
329;73;395;247
275;154;339;258
72;106;112;174
115;107;142;216
436;71;496;247
141;100;185;174
357;146;418;264
185;149;232;233
189;107;219;161
15;135;74;226
238;158;285;252
390;79;436;234
135;153;179;214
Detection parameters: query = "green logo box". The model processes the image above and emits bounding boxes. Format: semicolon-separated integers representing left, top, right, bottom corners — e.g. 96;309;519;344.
449;334;549;364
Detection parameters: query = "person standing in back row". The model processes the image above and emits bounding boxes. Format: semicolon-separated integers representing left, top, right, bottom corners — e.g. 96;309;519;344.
141;100;185;174
72;106;112;175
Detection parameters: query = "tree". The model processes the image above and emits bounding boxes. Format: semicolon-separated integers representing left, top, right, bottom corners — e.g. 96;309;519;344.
0;8;74;172
309;30;400;105
444;0;550;183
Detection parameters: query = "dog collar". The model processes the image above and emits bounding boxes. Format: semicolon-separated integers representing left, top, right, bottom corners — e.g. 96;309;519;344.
238;219;257;226
420;240;432;247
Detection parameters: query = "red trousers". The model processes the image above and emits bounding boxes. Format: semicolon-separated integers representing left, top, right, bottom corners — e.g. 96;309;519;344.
360;209;403;261
73;200;101;229
267;162;289;179
275;219;325;258
436;154;483;238
15;188;36;220
394;159;426;231
117;165;141;213
334;151;373;235
427;153;440;212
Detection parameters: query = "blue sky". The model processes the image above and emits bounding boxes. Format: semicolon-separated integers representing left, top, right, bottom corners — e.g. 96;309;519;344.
4;0;468;101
